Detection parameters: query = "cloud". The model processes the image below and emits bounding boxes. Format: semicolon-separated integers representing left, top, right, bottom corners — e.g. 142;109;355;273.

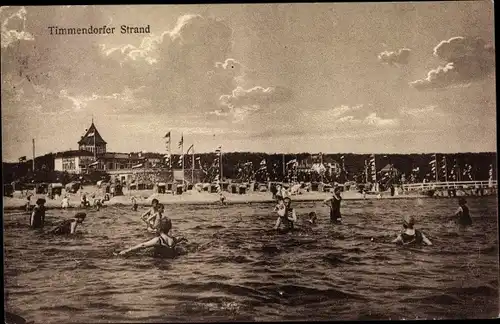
410;36;495;90
335;113;398;127
400;105;445;118
215;85;292;121
1;6;34;48
364;113;398;126
378;48;411;65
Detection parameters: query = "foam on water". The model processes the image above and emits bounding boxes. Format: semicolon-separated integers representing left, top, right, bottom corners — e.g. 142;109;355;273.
3;197;499;322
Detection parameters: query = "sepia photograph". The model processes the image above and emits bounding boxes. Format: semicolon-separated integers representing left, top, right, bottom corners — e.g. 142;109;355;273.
1;2;498;323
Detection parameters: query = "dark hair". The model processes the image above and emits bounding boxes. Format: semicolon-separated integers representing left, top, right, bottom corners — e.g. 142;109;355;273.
36;198;46;205
159;218;172;233
308;212;317;219
458;198;467;205
157;203;165;211
74;212;86;220
152;199;159;205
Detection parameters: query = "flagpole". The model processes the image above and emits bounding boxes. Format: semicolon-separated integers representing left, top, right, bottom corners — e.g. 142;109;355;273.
191;145;195;185
181;134;184;183
435;154;438;182
94;130;96;160
444;157;448;182
282;153;285;177
32;138;35;172
220;146;223;182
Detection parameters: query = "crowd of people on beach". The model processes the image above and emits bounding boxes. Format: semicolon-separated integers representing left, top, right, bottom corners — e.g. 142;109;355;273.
23;182;475;257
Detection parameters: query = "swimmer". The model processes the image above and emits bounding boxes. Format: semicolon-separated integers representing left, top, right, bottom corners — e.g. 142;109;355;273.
30;198;46;229
117;218;187;257
131;196;138;211
219;191;227;206
451;198;472;229
61;195;70;209
145;203;166;232
25;194;32;212
273;197;297;231
306;211;317;225
94;197;103;211
49;212;86;235
80;193;90;208
392;215;432;246
324;186;342;224
140;198;159;224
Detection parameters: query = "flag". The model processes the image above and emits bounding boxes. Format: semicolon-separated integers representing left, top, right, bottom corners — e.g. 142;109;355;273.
489;164;493;180
215;145;222;154
186;144;194;154
164;131;171;139
178;135;183;149
18;156;26;162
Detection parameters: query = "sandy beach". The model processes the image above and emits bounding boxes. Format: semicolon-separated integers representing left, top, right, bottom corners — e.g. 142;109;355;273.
3;184;437;210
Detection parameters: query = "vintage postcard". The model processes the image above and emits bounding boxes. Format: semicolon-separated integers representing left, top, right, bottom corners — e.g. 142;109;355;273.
2;3;497;323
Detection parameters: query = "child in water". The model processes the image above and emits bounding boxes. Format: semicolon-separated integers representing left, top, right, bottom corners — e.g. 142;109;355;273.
131;196;138;211
61;195;70;209
392;215;432;246
273;197;297;232
451;198;472;229
141;198;159;223
30;198;46;229
219;190;227;206
117;217;187;257
145;203;166;232
49;212;86;235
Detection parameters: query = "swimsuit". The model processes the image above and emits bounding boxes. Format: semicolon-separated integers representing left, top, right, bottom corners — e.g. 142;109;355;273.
400;230;424;245
458;206;472;226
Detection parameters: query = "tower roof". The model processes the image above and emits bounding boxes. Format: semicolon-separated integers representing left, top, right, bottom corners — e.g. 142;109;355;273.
78;122;107;145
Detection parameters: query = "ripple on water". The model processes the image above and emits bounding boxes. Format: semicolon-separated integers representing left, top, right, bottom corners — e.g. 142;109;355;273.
3;197;499;322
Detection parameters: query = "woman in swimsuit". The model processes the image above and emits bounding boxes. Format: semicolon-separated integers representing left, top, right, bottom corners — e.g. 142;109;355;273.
117;218;187;257
30;198;46;229
392;215;432;246
145;203;165;232
49;212;86;235
273;197;297;232
451;198;472;230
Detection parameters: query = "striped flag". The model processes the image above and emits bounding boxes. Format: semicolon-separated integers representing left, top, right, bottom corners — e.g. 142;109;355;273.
369;154;376;181
178;135;183;149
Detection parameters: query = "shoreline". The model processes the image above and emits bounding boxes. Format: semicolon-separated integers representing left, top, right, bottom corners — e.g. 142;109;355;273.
3;188;494;211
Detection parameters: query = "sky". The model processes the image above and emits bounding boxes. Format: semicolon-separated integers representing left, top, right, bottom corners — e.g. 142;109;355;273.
1;3;496;162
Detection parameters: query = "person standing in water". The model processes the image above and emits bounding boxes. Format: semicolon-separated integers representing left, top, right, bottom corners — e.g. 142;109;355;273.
49;212;86;235
451;198;472;229
30;198;46;229
131;196;138;211
273;197;297;232
117;217;187;257
141;198;159;223
392;215;432;246
324;186;342;224
61;195;70;209
145;203;166;232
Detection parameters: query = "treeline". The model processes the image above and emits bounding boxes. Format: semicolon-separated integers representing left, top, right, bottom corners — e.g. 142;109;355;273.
2;152;497;184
